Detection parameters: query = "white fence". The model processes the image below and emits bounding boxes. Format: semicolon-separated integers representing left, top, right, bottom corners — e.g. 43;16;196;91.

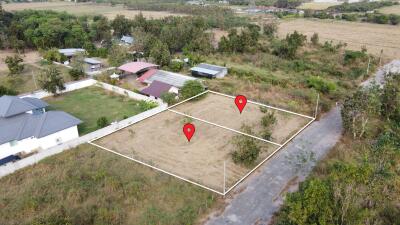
0;104;168;178
19;79;97;99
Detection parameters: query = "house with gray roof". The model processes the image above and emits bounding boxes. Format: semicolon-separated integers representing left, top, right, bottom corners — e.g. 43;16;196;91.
0;96;82;162
144;70;197;88
190;63;228;79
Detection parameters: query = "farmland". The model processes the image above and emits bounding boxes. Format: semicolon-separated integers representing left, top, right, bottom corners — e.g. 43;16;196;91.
278;18;400;60
0;144;218;225
2;2;187;19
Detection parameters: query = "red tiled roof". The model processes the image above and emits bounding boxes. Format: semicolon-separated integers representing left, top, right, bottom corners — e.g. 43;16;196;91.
137;69;158;83
140;81;173;98
118;62;158;74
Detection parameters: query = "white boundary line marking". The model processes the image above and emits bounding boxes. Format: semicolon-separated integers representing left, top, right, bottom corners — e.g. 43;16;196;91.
167;90;210;109
168;109;283;147
89;89;317;196
207;90;314;119
88;141;225;195
223;117;315;195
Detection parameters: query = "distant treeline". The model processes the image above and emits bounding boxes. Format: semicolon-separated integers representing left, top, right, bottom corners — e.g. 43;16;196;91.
327;1;399;13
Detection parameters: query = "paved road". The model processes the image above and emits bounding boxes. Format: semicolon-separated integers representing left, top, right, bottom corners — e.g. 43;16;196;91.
206;107;343;225
206;60;400;225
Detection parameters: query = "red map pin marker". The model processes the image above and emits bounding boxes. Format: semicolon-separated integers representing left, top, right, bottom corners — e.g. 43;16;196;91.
183;123;195;142
235;95;247;114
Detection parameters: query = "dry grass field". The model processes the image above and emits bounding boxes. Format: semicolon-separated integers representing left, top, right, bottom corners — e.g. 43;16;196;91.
278;19;400;60
3;2;186;19
0;50;41;72
94;93;312;193
378;4;400;15
298;2;341;10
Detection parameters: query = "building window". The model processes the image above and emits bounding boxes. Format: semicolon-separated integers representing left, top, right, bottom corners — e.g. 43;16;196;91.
9;140;18;147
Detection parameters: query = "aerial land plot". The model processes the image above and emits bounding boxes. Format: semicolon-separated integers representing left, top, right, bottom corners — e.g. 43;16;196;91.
278;19;400;60
171;92;313;144
378;5;400;15
298;2;341;10
94;110;277;193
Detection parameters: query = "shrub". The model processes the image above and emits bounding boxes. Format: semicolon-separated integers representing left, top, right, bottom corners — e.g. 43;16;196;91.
180;80;205;99
263;22;278;38
344;50;366;65
138;100;158;111
389;14;400;25
160;92;178;105
306;76;337;94
5;55;24;76
0;85;18;96
261;112;277;128
97;117;109;128
232;125;261;166
69;68;85;81
43;48;67;63
169;60;184;72
310;33;319;46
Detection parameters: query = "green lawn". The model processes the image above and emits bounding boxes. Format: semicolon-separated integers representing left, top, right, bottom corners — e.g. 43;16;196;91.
45;86;157;135
0;144;218;225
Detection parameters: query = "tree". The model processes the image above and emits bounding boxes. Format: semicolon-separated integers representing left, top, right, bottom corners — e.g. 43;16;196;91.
160;92;178;105
111;15;131;37
5;55;24;76
381;73;400;121
179;80;205;99
149;39;170;66
342;87;381;139
38;66;65;95
311;33;319;46
263;22;278;38
43;48;67;63
389;14;400;25
69;52;86;81
107;44;130;67
0;85;18;97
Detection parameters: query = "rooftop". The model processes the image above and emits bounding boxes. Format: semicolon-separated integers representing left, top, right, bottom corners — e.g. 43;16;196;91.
118;62;159;74
58;48;85;57
140;81;173;98
191;63;227;75
84;58;102;65
145;70;197;88
0;96;48;118
121;35;134;44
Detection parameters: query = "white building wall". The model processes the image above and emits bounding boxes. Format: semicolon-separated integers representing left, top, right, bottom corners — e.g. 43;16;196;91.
216;68;228;78
38;126;79;149
0;126;79;159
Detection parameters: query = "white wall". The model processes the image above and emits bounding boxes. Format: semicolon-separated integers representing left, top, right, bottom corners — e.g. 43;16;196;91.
38;126;79;149
0;126;79;160
216;68;228;79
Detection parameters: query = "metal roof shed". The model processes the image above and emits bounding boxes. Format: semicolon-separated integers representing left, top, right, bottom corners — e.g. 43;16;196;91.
190;63;228;79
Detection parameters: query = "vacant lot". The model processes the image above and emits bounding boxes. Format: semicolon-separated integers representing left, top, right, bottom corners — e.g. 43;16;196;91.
278;19;400;60
172;93;312;144
95;110;276;193
298;2;341;10
94;93;311;192
3;2;187;19
45;86;155;135
378;4;400;15
0;144;218;225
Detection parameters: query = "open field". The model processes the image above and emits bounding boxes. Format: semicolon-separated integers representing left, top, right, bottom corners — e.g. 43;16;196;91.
3;2;187;19
93;92;312;193
298;2;341;10
378;4;400;15
0;144;218;225
278;19;400;60
0;50;41;71
45;86;155;135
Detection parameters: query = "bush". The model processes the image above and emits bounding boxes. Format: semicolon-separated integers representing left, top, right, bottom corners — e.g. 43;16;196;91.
344;50;366;65
232;125;261;166
261;112;277;128
160;92;178;105
310;33;319;46
69;68;85;81
180;80;205;99
306;76;337;94
389;14;400;25
97;117;109;128
43;48;67;63
168;60;184;72
138;100;158;111
0;85;18;96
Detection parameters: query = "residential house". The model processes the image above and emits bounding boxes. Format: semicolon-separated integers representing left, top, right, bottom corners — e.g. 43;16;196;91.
140;80;178;99
190;63;228;79
84;58;102;72
0;96;82;162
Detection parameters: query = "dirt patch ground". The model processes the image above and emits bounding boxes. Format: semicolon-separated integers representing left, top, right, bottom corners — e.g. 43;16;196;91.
3;2;187;19
172;93;312;144
298;2;341;10
278;18;400;60
93;92;312;193
0;50;41;72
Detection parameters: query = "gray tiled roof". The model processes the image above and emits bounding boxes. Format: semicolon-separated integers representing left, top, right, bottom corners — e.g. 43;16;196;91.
0;111;82;145
0;96;45;118
145;70;197;88
192;63;227;72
